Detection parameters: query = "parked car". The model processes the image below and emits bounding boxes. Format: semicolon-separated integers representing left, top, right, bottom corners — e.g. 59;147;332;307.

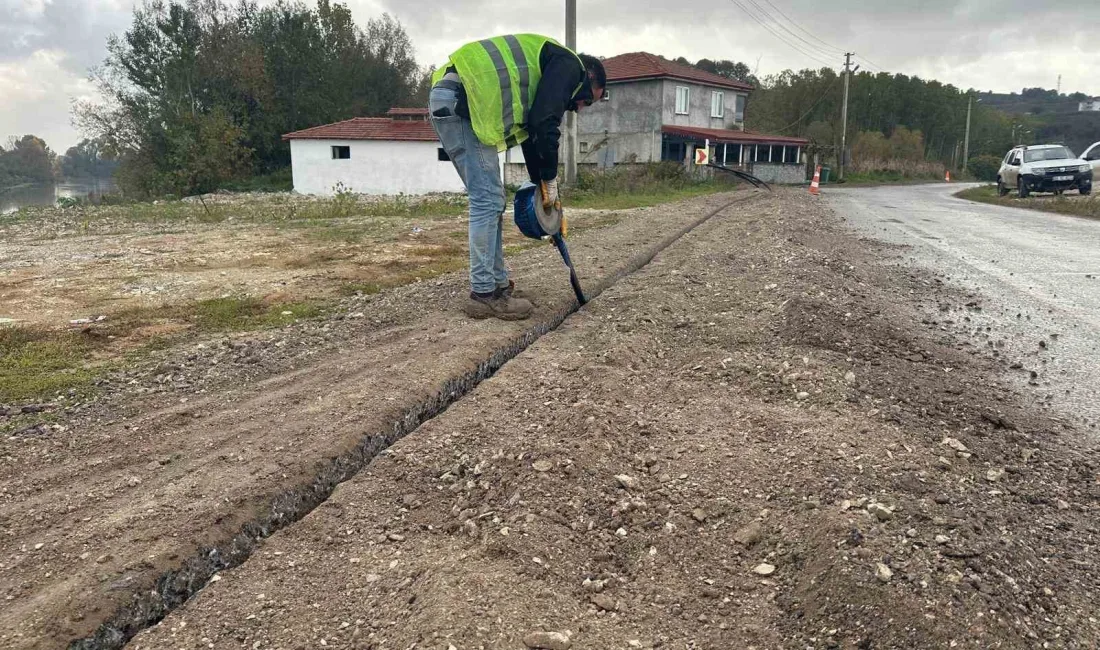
996;144;1093;197
1082;141;1100;177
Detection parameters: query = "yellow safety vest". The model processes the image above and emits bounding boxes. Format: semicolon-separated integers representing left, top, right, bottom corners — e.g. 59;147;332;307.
433;34;585;150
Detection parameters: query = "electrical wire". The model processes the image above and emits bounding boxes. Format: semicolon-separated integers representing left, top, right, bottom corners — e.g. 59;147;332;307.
734;0;837;68
726;0;838;69
855;54;886;73
756;0;846;55
745;0;846;58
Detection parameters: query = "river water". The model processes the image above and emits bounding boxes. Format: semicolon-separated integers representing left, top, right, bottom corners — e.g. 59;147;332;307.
0;180;117;215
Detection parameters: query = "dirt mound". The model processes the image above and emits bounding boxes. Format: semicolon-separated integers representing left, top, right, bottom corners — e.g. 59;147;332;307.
126;190;1099;650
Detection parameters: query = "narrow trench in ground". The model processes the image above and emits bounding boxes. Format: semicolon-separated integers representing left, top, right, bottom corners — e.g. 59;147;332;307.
69;192;760;650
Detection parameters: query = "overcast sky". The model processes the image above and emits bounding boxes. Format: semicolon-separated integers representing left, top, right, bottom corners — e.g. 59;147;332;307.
3;0;1097;152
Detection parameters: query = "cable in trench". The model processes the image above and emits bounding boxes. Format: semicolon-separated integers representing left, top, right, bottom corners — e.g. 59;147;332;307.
68;191;762;650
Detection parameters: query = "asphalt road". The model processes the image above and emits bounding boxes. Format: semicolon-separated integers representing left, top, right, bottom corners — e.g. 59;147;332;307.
831;182;1100;430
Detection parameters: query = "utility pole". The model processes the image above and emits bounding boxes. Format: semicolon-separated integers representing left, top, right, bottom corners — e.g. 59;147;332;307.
962;95;973;172
563;0;578;186
838;52;853;182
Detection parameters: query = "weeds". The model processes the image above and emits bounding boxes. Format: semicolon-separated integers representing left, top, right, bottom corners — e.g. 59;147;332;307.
565;162;731;209
956;185;1100;219
0;327;99;403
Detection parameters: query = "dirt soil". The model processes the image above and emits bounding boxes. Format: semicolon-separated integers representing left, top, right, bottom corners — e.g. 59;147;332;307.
0;193;620;326
112;190;1100;649
0;192;750;649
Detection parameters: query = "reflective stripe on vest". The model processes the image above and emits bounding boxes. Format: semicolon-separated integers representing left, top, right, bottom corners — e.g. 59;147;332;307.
432;34;584;151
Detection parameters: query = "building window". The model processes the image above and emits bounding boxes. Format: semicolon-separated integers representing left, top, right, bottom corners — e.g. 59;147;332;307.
437;148;450;162
711;91;724;118
675;86;690;115
579;142;589;153
755;145;769;162
331;145;350;160
725;143;742;165
734;95;746;122
784;146;800;163
601;90;610;101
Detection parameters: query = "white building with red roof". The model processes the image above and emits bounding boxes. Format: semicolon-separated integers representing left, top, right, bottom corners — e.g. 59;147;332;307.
283;51;811;195
281;108;480;195
579;52;809;183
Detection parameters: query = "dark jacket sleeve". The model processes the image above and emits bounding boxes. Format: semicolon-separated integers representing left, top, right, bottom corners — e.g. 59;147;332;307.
523;43;587;182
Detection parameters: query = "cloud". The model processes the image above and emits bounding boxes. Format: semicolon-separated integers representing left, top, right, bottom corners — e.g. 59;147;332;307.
3;0;1098;152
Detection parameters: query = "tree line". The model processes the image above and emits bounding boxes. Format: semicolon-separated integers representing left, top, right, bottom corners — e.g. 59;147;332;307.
676;57;1032;171
0;136;119;189
75;0;428;198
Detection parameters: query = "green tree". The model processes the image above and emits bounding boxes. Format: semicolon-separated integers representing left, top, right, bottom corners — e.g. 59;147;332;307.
75;0;426;197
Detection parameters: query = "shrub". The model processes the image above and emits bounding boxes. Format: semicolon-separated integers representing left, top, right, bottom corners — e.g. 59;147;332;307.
967;155;1002;182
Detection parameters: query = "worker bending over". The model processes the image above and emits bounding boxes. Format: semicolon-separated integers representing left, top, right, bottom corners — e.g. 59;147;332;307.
430;34;606;320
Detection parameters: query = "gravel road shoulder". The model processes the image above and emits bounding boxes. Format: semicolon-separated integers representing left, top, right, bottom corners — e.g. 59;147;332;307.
130;190;1100;649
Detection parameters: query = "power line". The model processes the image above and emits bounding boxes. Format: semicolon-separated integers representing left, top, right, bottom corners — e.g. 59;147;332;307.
855;54;886;73
755;0;846;56
751;0;889;74
743;0;843;58
726;0;836;68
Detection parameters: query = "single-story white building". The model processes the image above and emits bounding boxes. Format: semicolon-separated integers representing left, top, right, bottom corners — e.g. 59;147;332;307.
283;108;511;196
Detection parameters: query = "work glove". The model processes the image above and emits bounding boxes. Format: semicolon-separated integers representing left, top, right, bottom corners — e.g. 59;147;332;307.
540;179;560;210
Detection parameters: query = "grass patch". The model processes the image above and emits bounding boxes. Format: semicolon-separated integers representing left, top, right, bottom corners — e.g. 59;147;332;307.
191;297;324;332
218;168;294;193
0;327;100;403
338;282;383;297
956;185;1100;219
564;162;732;210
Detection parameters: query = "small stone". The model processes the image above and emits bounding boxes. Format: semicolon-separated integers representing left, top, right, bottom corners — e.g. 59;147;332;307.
532;460;553;473
732;521;764;547
591;593;617;611
796;391;810;400
691;508;708;523
615;474;639;490
935;456;952;470
875;562;893;582
126;476;142;487
935;535;950;545
867;503;893;521
523;630;572;650
34;543;44;550
752;563;776;576
386;533;405;542
1043;587;1054;597
95;554;110;564
365;574;381;583
1056;499;1070;510
986;468;1005;482
844;370;856;384
146;460;161;471
615;527;628;537
942;437;969;453
906;528;918;538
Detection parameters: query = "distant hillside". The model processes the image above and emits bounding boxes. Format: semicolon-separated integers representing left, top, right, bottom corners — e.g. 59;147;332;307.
978;88;1100;154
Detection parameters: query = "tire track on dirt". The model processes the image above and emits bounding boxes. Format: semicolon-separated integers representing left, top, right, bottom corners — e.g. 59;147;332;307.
66;192;762;650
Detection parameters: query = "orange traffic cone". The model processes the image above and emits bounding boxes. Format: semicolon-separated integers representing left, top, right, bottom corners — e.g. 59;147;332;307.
809;165;821;195
945;170;951;182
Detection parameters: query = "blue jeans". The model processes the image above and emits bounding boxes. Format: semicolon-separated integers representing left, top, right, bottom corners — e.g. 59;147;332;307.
429;85;508;295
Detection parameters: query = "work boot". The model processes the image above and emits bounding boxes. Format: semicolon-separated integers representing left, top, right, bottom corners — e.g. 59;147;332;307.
464;291;533;321
497;280;536;304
